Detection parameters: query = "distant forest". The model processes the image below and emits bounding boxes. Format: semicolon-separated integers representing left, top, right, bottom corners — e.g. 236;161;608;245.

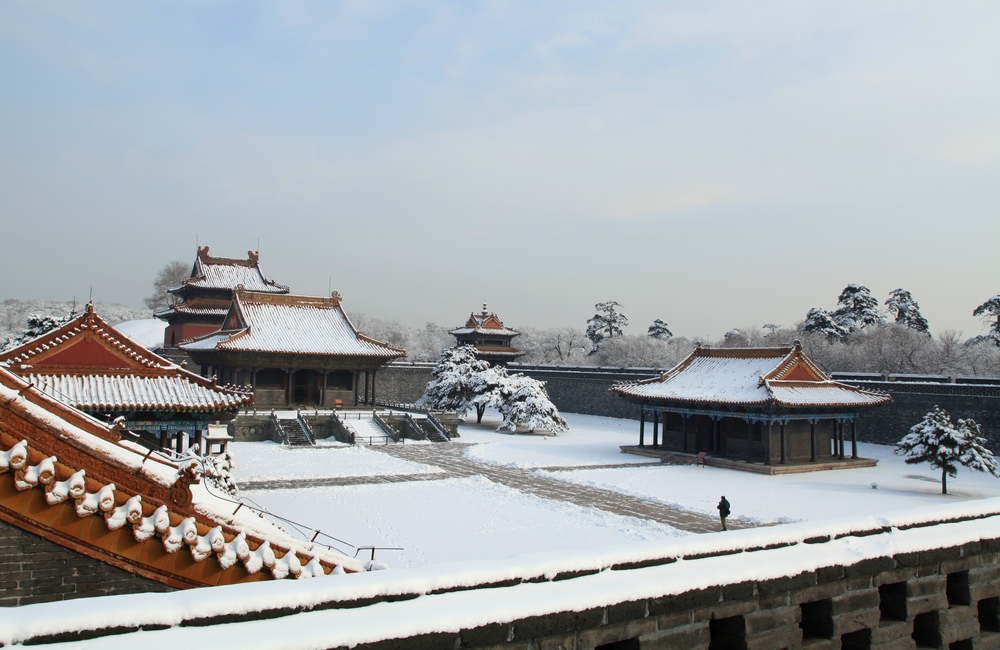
3;291;999;377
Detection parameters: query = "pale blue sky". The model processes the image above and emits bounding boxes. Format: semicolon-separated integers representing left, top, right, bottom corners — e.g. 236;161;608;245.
1;2;998;339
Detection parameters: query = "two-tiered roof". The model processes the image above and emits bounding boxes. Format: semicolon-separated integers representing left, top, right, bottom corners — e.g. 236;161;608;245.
156;246;289;347
449;304;524;364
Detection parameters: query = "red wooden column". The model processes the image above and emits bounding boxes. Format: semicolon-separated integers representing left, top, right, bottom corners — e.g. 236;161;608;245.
681;415;688;453
851;419;858;459
652;412;659;448
638;410;646;447
764;422;772;465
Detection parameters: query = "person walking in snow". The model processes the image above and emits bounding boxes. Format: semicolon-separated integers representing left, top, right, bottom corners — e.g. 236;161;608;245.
717;496;730;531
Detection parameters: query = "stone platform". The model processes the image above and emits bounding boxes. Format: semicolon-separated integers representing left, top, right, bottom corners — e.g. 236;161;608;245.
620;445;879;475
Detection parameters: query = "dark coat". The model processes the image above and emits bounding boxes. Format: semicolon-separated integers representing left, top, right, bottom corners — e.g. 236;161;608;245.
717;497;731;518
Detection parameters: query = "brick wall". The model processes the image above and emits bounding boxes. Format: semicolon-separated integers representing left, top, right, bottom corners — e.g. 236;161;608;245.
0;519;173;607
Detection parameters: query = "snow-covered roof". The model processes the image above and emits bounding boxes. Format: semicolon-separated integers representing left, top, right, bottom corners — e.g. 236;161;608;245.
613;343;890;410
154;297;233;319
24;373;251;412
0;364;366;588
182;290;406;359
174;246;290;294
0;303;252;412
112;319;167;350
449;303;521;337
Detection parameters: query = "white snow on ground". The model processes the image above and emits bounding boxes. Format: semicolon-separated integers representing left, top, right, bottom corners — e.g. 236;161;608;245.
242;475;685;568
231;442;441;482
536;441;1000;525
227;411;1000;571
461;411;658;468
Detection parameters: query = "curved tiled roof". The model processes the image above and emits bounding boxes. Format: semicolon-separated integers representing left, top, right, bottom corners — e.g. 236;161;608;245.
612;344;890;410
174;246;290;294
0;366;364;588
182;290;406;359
25;373;251;412
0;304;253;412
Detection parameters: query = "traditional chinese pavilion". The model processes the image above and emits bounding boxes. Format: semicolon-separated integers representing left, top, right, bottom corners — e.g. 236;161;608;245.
181;289;406;408
449;303;524;365
0;363;365;604
611;342;891;467
155;246;289;347
0;303;253;453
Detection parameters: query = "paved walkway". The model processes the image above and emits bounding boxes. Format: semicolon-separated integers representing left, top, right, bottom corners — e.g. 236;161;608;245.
243;443;754;533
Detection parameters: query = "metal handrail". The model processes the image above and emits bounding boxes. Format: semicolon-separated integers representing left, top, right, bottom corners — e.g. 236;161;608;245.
295;410;316;445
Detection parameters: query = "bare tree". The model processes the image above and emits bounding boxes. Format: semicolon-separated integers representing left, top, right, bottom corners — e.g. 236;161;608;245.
144;261;190;311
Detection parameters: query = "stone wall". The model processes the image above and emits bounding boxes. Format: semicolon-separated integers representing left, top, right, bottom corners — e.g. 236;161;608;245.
10;510;1000;648
0;519;172;607
839;380;1000;450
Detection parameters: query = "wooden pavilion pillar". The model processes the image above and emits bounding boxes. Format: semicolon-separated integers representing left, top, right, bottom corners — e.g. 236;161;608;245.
652;412;659;448
838;420;845;460
851;418;858;459
371;369;377;406
364;371;371;405
638;410;646;447
681;415;688;453
711;417;720;455
353;370;360;406
764;422;772;465
779;421;786;465
809;419;817;462
285;369;293;406
746;419;754;462
320;370;327;408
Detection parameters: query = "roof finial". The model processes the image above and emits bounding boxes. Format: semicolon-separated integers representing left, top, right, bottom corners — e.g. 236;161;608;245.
482;302;488;315
793;339;802;350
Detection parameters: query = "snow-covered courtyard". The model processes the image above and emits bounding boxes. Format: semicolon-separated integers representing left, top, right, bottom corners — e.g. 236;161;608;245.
231;411;1000;570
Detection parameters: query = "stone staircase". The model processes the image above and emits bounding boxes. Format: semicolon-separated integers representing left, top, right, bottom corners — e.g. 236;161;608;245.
410;415;449;443
275;416;314;446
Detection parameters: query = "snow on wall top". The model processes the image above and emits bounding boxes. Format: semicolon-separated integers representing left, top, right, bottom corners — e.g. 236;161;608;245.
5;499;1000;649
614;344;890;409
182;290;406;358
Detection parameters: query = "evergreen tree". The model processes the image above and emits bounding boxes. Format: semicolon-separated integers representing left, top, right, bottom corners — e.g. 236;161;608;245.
895;406;999;494
0;312;73;353
495;373;568;434
647;319;673;340
831;284;884;333
885;288;930;334
762;323;781;338
586;301;628;353
969;295;1000;348
416;345;491;419
800;308;849;341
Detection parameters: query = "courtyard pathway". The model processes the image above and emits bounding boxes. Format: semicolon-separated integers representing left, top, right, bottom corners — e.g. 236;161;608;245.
241;443;754;533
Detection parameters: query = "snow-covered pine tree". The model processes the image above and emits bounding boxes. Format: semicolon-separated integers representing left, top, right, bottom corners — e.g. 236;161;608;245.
895;405;1000;494
969;295;1000;348
647;319;673;340
416;345;491;418
762;323;781;338
831;284;884;333
800;308;849;341
0;312;74;353
885;288;930;334
495;373;568;434
586;301;628;353
466;364;509;424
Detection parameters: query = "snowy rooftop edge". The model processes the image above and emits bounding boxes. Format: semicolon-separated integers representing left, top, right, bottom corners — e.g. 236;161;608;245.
4;498;1000;647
